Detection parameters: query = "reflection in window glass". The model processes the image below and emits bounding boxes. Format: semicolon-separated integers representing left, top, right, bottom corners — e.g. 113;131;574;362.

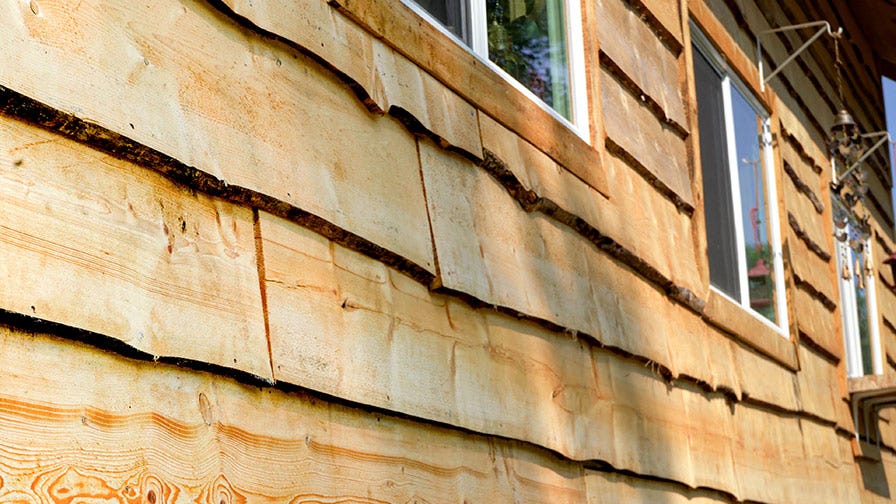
730;87;776;324
486;0;570;118
852;245;873;374
414;0;468;41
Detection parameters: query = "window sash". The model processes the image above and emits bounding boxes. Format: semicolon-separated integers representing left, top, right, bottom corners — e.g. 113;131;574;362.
404;0;588;137
692;30;788;334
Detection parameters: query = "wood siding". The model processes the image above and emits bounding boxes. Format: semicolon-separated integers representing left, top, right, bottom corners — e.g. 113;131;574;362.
0;0;894;501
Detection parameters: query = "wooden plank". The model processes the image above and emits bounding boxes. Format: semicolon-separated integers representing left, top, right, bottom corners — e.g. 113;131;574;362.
788;227;835;300
600;67;693;207
585;471;728;503
595;0;687;126
0;115;270;378
782;175;829;258
0;325;590;503
729;336;800;411
478;114;703;297
793;285;839;358
418;139;678;374
0;0;436;273
328;0;609;196
370;39;482;156
795;344;839;422
257;209;617;463
258;209;777;495
704;291;799;371
638;0;684;44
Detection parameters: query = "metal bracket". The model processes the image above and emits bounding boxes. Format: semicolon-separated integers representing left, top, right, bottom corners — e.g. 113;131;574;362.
836;131;891;185
757;21;842;92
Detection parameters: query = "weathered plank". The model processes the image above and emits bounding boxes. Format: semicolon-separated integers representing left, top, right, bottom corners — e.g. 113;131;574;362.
0;0;435;273
788;226;836;300
0;325;591;503
782;173;830;257
418;139;679;373
730;336;800;411
703;291;799;371
638;0;684;44
595;0;687;126
793;285;839;358
258;209;616;463
585;471;728;503
601;67;693;208
371;40;482;156
794;343;839;422
0;114;269;378
478;113;703;297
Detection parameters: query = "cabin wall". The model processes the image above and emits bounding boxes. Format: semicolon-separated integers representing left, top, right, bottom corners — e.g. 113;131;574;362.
0;0;893;501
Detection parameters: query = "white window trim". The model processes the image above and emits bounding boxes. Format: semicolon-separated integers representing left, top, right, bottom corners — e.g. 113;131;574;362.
400;0;590;140
693;26;789;336
833;162;883;377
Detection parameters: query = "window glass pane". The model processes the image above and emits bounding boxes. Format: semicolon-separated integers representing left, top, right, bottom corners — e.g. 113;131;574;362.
693;47;740;299
413;0;468;41
851;244;873;374
486;0;570;118
730;87;776;323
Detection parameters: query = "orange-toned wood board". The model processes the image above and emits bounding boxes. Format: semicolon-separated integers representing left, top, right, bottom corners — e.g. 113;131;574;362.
0;114;270;379
595;0;687;127
600;67;692;208
0;325;590;503
0;0;436;273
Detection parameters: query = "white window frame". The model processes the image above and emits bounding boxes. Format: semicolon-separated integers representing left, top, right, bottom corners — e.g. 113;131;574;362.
401;0;589;140
833;192;883;378
692;27;789;335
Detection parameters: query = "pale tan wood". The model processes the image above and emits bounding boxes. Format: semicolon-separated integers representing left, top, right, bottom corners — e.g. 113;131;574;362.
370;39;483;157
600;67;693;207
219;0;378;107
0;325;590;503
0;115;270;379
783;177;831;260
418;138;679;374
789;233;836;305
777;106;830;174
257;209;616;463
638;0;684;44
795;344;840;422
255;209;817;496
704;291;799;371
478;113;703;297
585;471;728;503
0;0;436;274
731;344;800;411
328;0;610;196
594;0;687;127
793;286;839;358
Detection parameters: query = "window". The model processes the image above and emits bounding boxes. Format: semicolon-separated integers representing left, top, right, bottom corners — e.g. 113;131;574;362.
692;30;788;331
406;0;587;131
834;200;882;377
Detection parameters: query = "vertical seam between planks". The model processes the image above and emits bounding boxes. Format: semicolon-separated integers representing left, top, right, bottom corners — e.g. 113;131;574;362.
253;208;276;381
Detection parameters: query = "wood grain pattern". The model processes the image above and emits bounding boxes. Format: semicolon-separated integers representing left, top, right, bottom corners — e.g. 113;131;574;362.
600;67;693;208
0;114;270;378
0;0;436;274
595;0;687;127
0;325;591;504
477;113;703;298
